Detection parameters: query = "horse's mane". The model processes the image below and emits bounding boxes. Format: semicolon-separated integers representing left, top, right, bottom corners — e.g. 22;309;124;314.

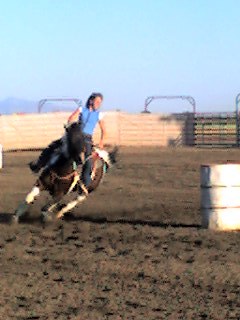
45;122;85;176
65;122;85;162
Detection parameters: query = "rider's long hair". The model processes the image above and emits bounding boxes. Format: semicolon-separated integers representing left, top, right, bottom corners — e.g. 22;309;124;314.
86;93;103;109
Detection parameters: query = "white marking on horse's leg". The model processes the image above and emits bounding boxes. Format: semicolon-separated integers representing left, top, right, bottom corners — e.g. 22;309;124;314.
56;195;86;219
14;186;40;219
25;186;40;204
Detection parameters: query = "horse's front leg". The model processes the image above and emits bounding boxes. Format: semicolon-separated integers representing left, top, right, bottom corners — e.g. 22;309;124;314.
13;186;40;223
56;194;87;219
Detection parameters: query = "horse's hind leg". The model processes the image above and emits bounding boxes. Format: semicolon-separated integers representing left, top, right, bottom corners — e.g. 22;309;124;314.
13;186;40;223
41;200;61;222
56;194;87;219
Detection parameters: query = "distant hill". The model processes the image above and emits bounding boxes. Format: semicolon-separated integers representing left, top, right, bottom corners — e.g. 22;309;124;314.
0;97;37;114
0;97;78;114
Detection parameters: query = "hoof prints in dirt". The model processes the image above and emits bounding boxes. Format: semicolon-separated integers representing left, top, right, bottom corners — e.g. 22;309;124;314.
0;148;240;319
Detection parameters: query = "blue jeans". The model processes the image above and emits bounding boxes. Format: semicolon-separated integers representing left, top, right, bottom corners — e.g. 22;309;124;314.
81;135;93;187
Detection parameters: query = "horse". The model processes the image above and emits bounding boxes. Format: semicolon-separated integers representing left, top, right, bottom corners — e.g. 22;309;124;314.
13;122;117;223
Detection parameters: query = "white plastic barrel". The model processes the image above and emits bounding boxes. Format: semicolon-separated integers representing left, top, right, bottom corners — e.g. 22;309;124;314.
0;144;2;169
201;164;240;231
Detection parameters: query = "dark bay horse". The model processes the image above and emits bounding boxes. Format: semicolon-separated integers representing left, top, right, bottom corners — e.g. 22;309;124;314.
13;122;117;222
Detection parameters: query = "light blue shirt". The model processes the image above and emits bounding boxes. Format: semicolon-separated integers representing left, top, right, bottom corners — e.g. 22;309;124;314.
79;106;103;136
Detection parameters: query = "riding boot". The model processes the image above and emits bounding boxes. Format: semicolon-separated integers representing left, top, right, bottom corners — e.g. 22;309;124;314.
29;139;62;173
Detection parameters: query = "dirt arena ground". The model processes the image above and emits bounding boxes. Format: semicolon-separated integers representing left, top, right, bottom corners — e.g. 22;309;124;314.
0;147;239;320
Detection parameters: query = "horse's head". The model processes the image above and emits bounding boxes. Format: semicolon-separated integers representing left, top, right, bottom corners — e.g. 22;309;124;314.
65;122;85;161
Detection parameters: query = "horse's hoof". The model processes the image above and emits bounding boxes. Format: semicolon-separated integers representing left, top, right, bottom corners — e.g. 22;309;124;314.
12;215;19;224
41;212;53;223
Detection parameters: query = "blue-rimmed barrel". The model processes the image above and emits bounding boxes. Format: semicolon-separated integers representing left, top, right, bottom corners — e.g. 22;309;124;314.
201;164;240;230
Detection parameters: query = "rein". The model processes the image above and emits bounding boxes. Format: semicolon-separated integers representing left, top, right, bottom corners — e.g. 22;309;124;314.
50;170;77;182
49;161;78;182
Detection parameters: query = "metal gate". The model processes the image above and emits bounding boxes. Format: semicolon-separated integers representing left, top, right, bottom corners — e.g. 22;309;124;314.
194;112;238;147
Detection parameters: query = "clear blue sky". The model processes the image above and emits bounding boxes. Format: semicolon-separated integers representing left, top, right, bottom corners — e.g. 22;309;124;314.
0;0;239;113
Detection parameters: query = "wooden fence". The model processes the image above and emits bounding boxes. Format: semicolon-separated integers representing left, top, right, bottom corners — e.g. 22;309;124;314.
1;111;239;150
0;111;191;151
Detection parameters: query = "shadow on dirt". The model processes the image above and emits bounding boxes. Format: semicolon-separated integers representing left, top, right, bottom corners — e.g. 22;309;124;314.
0;213;42;225
63;213;201;229
0;212;201;229
0;213;12;224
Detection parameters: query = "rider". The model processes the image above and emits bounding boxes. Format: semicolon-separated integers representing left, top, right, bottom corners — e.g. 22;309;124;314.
29;92;106;188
